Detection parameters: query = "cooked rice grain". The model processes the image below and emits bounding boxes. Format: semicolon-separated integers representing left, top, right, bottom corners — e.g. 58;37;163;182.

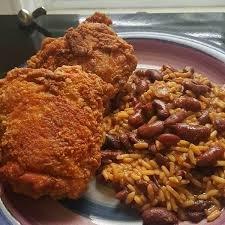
101;65;225;223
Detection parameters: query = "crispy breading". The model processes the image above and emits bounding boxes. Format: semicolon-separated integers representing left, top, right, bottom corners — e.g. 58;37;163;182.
0;66;114;199
27;12;137;91
85;12;112;25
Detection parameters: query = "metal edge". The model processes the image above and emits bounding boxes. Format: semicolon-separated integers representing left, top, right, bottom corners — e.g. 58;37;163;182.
118;31;225;63
0;198;20;225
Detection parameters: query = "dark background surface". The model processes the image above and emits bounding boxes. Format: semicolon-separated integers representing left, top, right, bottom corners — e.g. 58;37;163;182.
0;12;225;74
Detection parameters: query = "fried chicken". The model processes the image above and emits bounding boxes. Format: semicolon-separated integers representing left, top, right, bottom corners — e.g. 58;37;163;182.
0;65;114;199
27;12;137;91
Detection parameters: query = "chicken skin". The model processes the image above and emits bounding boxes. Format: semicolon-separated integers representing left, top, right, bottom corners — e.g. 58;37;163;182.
0;66;113;199
27;12;137;91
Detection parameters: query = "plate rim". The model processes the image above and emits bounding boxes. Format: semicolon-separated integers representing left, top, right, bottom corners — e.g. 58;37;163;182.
0;197;18;225
119;31;225;63
1;31;225;225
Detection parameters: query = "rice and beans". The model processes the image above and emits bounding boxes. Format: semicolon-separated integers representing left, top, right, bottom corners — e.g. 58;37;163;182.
99;65;225;225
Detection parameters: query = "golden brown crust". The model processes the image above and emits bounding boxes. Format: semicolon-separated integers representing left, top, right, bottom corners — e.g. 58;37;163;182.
27;12;137;91
0;66;113;199
85;12;112;26
41;37;56;48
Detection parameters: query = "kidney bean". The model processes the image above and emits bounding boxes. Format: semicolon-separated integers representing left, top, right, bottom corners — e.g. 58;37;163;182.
141;103;153;118
171;123;210;144
186;200;212;212
133;102;153;118
177;170;187;178
152;99;170;119
128;110;145;128
142;207;178;225
145;69;164;82
130;96;137;105
183;81;210;96
96;173;109;185
197;146;224;167
214;119;225;133
135;79;150;95
136;179;149;193
119;133;132;151
141;102;152;111
101;150;122;162
155;153;169;167
148;144;157;155
184;198;209;222
164;110;188;126
177;209;188;221
128;132;139;144
198;110;210;125
115;189;128;201
112;183;123;192
187;169;203;181
109;91;124;112
101;158;113;165
135;69;146;77
185;211;205;223
157;133;180;146
219;197;225;207
137;121;164;139
134;102;142;111
187;186;202;197
102;134;121;149
174;96;201;112
193;166;216;176
136;180;158;195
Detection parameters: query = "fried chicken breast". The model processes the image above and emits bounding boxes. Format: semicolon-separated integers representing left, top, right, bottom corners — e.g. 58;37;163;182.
0;66;113;199
27;12;137;91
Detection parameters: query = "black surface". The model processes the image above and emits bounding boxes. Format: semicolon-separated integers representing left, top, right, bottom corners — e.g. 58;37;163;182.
0;16;36;75
0;12;225;74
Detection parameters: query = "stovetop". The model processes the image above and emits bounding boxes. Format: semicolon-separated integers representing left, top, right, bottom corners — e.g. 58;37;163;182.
1;12;225;74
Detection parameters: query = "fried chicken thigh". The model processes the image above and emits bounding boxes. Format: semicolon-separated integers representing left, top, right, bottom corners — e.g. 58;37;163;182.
27;12;137;91
0;66;113;199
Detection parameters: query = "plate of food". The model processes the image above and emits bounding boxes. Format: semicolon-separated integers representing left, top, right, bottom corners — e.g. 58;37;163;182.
0;12;225;225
